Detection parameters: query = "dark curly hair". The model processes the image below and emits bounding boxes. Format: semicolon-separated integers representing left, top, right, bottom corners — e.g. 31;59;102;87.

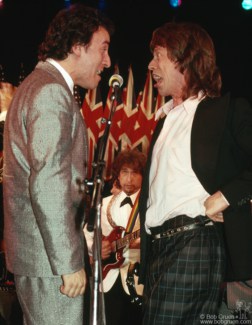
150;21;222;99
111;149;147;189
38;3;114;61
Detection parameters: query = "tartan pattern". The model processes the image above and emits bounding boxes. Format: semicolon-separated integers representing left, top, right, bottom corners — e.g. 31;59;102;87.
142;222;225;325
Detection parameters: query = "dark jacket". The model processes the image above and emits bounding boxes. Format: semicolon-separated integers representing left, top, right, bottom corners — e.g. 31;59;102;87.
139;93;252;282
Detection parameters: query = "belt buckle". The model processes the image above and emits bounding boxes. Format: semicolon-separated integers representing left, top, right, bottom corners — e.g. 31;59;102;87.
153;221;200;240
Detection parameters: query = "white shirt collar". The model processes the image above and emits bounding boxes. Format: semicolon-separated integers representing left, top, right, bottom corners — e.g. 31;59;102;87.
183;91;205;114
0;111;7;122
46;58;74;94
120;189;140;202
155;91;205;120
155;99;173;120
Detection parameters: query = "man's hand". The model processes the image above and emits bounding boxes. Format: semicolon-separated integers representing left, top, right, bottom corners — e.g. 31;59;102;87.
60;268;86;298
129;237;140;249
204;191;229;222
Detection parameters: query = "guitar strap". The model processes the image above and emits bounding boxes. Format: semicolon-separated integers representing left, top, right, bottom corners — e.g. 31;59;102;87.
125;191;140;234
106;191;140;233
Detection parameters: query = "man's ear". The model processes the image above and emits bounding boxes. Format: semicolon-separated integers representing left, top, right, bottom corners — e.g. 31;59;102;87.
72;44;83;56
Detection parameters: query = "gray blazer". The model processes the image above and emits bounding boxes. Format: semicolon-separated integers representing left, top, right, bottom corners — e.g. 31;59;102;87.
3;61;88;277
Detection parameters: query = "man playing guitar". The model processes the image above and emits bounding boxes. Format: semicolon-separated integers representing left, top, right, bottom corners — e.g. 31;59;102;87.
84;149;146;325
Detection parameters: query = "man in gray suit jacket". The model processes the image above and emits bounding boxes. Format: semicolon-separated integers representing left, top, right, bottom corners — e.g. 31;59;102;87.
3;4;114;325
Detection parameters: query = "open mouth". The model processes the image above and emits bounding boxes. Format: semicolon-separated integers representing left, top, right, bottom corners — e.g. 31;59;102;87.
152;73;162;87
152;73;161;81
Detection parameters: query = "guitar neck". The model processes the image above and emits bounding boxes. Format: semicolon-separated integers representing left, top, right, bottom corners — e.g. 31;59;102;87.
116;229;140;250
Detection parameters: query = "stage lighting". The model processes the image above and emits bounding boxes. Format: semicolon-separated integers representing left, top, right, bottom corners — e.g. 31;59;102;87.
242;0;252;10
64;0;71;8
98;0;107;11
170;0;182;8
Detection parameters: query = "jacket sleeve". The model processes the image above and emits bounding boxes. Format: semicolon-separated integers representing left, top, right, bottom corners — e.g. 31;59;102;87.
220;97;252;207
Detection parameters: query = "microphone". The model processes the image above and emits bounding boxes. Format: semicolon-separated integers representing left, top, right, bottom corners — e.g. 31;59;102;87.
109;74;124;89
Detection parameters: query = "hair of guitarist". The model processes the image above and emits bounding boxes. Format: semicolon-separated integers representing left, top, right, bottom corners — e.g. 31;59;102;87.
111;149;147;189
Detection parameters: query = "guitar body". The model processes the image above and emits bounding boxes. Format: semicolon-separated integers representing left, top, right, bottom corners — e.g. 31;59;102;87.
102;226;126;280
125;262;143;305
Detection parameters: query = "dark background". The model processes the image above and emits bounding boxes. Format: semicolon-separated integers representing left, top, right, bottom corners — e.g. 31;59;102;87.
0;0;252;103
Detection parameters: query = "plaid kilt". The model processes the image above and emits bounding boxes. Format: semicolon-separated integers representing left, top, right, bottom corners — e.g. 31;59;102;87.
142;220;225;325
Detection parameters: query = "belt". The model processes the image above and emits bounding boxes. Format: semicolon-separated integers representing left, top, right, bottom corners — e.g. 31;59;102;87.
151;216;213;240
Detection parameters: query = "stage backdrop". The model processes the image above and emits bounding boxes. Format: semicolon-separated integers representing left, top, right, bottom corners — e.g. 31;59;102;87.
81;65;165;180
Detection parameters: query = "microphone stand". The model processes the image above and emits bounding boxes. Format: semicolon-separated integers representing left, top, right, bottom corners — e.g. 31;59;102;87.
86;86;121;325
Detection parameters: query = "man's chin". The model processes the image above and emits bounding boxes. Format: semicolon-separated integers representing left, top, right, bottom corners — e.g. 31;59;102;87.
124;188;138;196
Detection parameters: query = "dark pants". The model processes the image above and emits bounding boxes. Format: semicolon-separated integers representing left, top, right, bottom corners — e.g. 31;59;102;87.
0;290;23;325
143;216;226;325
104;274;143;325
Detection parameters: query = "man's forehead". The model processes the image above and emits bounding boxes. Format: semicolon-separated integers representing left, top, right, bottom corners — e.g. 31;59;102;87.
120;164;137;171
153;45;167;53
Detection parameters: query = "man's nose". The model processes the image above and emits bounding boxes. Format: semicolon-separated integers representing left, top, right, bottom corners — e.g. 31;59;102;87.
103;53;111;68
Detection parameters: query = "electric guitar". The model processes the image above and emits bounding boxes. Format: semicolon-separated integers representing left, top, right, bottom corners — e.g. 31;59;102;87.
102;226;140;280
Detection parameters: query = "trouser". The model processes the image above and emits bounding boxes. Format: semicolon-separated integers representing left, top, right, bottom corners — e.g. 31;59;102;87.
15;275;84;325
104;274;143;325
143;215;226;325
